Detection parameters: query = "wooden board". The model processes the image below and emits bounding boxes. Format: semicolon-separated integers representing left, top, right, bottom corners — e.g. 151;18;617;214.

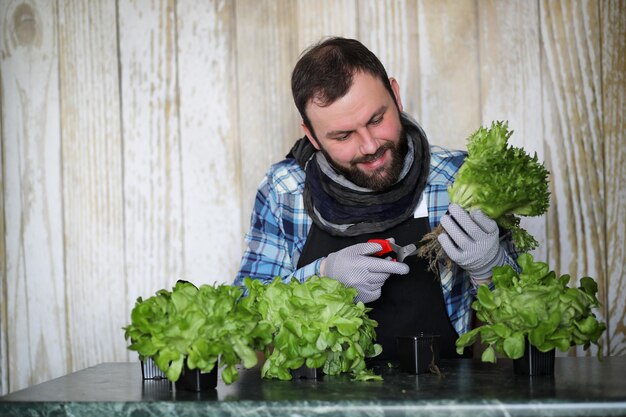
176;0;242;284
234;0;301;225
541;0;606;354
477;0;547;261
0;70;7;395
601;0;626;355
117;0;185;304
0;0;68;391
58;0;128;369
417;0;482;148
358;0;421;118
296;0;358;47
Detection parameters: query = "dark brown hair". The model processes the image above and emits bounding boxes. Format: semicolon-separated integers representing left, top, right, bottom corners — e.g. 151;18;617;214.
291;37;396;138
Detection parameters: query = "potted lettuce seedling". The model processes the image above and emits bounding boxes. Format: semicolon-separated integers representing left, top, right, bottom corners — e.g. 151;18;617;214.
124;280;273;389
244;276;382;381
456;253;606;375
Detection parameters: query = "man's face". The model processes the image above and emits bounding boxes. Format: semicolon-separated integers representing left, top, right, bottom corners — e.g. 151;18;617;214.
302;72;407;191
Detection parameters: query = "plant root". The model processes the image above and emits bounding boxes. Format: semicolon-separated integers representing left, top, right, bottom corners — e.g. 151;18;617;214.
417;224;453;274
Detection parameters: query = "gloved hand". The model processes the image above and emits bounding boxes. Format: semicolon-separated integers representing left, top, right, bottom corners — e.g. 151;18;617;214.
321;242;410;303
438;204;504;280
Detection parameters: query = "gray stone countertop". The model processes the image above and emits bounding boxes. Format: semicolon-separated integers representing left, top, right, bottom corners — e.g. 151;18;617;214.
1;357;626;416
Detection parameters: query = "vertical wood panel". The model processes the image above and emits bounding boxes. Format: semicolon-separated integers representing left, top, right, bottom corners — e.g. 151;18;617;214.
235;0;300;225
58;1;128;369
358;0;421;119
602;0;626;355
118;0;184;302
0;0;68;391
296;0;357;47
417;0;481;148
176;0;241;284
477;0;547;261
293;0;358;135
0;96;7;396
540;0;606;352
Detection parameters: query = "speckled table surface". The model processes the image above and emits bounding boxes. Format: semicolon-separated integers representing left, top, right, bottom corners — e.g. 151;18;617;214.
2;357;625;416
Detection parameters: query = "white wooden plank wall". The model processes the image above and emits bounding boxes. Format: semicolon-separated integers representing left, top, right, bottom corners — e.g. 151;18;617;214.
118;0;186;314
602;0;626;358
478;0;546;262
0;63;7;396
59;0;127;374
358;1;420;123
541;0;608;356
0;0;624;394
1;0;68;391
176;0;242;287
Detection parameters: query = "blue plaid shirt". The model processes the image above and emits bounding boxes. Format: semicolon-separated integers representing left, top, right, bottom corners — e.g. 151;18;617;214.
235;145;518;336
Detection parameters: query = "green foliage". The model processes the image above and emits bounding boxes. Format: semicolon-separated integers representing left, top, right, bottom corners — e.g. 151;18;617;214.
456;254;606;361
245;276;383;381
448;121;550;252
123;281;273;384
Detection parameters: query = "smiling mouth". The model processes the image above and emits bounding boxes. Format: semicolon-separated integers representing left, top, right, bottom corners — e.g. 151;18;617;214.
355;148;389;170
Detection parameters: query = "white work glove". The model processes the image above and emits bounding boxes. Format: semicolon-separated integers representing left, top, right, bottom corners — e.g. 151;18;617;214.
438;204;505;281
322;242;410;303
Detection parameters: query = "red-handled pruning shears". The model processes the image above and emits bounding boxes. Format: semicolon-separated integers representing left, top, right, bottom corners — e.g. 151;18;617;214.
367;238;420;262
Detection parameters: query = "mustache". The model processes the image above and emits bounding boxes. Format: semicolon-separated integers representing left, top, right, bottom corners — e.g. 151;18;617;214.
351;142;393;165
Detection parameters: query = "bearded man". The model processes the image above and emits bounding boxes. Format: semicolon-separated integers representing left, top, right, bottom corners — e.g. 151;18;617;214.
235;37;519;360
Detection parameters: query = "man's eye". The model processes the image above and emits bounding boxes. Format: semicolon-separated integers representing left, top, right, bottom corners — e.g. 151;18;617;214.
337;132;351;140
370;116;383;125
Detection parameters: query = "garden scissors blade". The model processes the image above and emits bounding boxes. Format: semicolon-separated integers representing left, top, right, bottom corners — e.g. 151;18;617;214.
367;238;419;262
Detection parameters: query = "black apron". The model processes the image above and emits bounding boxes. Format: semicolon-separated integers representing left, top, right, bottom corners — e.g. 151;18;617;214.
297;215;469;361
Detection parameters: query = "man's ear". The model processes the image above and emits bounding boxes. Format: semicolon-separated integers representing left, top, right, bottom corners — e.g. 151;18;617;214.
389;77;403;112
301;122;321;150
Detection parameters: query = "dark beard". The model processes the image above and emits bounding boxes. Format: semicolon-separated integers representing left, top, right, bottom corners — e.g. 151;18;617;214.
321;126;409;191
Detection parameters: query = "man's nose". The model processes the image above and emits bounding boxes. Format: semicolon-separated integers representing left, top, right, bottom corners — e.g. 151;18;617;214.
356;127;378;154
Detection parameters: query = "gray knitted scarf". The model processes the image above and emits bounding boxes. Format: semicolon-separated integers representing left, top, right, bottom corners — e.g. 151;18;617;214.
287;113;431;237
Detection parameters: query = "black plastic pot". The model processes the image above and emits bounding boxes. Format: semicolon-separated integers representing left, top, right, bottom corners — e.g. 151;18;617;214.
141;358;167;380
514;343;555;376
397;333;440;375
290;365;324;380
175;362;218;391
141;378;171;397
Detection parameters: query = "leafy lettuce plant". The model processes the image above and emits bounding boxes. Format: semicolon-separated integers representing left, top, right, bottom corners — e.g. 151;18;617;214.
419;121;550;270
244;276;382;381
124;281;273;384
456;254;606;362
